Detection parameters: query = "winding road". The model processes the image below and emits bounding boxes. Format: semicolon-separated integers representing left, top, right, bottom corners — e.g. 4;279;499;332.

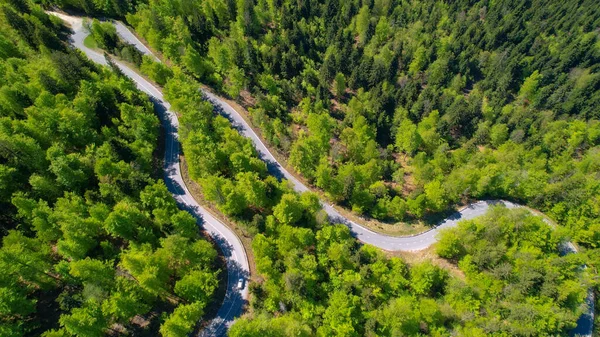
51;12;594;337
49;13;250;337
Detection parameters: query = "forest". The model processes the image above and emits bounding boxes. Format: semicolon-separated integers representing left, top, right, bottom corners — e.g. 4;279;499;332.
134;64;594;336
2;0;599;335
75;0;599;246
122;0;600;236
0;3;220;336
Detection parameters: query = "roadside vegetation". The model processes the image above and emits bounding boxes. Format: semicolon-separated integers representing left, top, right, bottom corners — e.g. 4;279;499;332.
95;0;598;269
436;207;589;336
101;0;599;239
72;9;594;337
85;18;143;66
0;3;219;336
9;0;600;335
139;65;593;336
119;0;600;332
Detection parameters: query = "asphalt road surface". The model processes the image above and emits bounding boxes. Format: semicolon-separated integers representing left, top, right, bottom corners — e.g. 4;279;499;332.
49;12;250;337
51;13;594;337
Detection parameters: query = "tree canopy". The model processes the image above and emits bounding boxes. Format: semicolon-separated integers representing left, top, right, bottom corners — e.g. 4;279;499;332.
117;0;600;257
0;4;219;336
10;0;600;335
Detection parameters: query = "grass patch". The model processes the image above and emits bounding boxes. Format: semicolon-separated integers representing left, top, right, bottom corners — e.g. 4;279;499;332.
83;34;98;49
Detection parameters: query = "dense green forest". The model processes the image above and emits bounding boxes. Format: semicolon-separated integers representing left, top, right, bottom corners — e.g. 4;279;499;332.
123;0;600;231
6;0;600;335
123;2;600;333
0;3;220;336
85;0;599;248
135;67;593;336
231;206;589;336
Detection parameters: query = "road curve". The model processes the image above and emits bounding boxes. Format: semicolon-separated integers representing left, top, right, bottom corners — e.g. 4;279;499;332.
49;12;250;337
57;14;594;337
112;23;594;336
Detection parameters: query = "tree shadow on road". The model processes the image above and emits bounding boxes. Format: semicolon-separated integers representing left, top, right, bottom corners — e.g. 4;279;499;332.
147;95;250;337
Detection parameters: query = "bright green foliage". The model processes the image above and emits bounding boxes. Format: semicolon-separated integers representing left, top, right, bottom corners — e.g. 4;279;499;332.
408;46;428;74
374;296;422;336
122;0;600;236
434;229;463;259
437;207;589;335
30;0;600;335
273;193;304;226
318;291;361;336
225;66;247;98
159;302;204;337
409;262;448;297
334;72;346;98
69;258;115;289
236;172;268;209
104;201;148;240
174;269;219;303
0;286;36;318
395;119;421;155
1;231;55;289
87;19;117;50
489;123;509;148
424;180;446;211
519;70;542;102
229;314;311;337
59;300;107;337
355;6;370;45
0;7;219;335
140;55;173;86
101;278;150;322
170;211;199;239
41;329;68;337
